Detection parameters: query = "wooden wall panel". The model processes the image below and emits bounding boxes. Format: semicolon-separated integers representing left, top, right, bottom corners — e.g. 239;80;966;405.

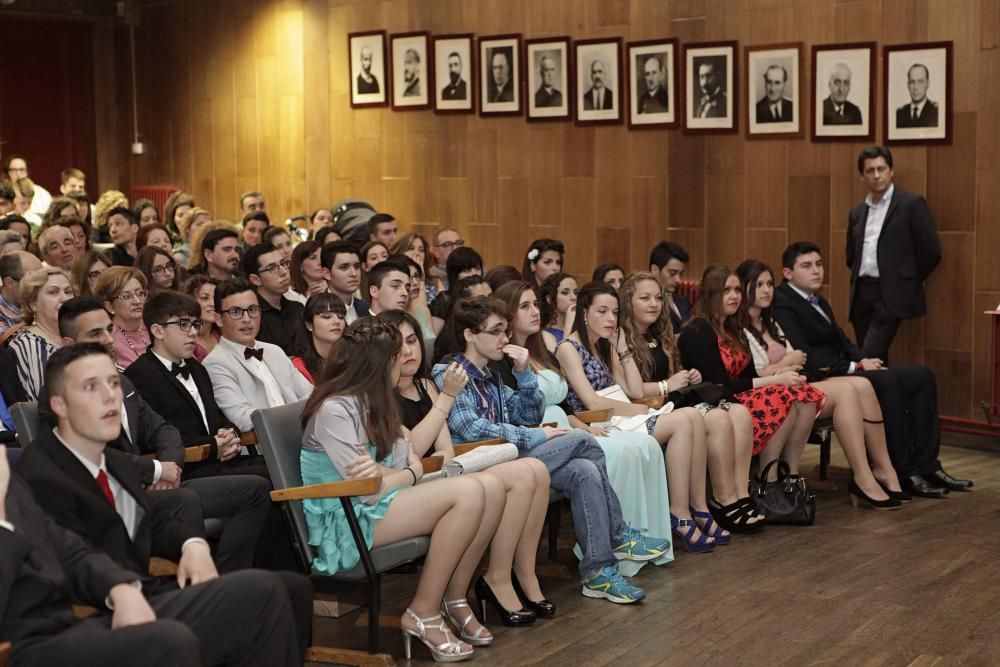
117;0;994;420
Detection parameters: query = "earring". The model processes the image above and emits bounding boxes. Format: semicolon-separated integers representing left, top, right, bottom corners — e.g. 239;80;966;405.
584;317;589;326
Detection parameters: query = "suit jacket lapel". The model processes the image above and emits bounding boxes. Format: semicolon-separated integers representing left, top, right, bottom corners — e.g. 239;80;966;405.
41;430;112;508
877;193;902;245
122;387;139;445
153;354;206;424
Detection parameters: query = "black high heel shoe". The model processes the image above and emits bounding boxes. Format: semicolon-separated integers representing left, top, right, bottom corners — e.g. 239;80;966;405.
511;572;556;618
877;479;912;503
475;576;535;626
848;480;902;510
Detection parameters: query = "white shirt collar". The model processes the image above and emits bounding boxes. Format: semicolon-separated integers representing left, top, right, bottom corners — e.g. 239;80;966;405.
787;282;815;301
53;427;106;477
865;183;894;209
152;349;182;371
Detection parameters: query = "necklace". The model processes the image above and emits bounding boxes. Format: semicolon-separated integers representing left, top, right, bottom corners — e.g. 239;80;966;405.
117;323;150;356
645;332;658;349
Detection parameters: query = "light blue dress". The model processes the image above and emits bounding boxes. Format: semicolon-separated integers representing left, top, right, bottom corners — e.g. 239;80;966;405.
535;369;674;573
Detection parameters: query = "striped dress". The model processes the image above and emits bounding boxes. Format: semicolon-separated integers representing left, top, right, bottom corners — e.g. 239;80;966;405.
10;327;58;401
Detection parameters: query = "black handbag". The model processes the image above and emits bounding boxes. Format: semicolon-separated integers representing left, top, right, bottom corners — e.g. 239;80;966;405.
749;460;816;525
667;382;726;409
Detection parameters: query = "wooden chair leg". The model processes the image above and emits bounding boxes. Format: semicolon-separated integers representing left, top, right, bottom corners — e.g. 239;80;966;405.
547;503;561;561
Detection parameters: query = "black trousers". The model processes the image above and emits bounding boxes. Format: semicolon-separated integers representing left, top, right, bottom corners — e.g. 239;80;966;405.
859;365;941;477
11;570;307;667
181;475;271;573
850;278;902;362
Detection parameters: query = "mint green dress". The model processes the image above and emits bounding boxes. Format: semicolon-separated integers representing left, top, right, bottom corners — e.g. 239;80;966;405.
535;369;674;573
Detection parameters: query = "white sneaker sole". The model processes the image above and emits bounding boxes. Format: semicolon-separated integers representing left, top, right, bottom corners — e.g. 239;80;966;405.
581;585;646;604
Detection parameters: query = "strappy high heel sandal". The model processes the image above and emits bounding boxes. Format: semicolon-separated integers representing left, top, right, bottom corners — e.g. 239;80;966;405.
670;513;716;553
709;497;765;534
401;608;475;663
689;506;732;545
441;599;493;646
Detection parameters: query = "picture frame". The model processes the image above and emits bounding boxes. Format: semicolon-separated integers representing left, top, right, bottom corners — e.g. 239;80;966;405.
626;38;679;129
433;34;475;114
811;42;876;141
525;37;571;121
883;41;952;145
683;41;738;134
574;38;623;125
745;43;803;139
479;34;522;116
390;31;431;111
348;30;388;108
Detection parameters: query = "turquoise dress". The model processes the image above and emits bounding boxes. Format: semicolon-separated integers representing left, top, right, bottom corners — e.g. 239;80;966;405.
534;368;674;573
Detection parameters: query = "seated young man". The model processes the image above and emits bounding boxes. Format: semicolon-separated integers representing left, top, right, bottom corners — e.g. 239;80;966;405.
195;228;241;281
367;259;411;316
106;206;140;267
241;211;270;248
125;291;268;479
772;241;972;498
243;243;303;355
8;343;310;666
648;240;690;333
431;296;665;605
320;240;370;324
203;278;313;433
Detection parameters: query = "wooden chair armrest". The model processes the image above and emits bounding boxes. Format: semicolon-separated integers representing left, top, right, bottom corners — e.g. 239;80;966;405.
576;408;612;424
270;477;380;502
453;437;505;456
632;396;665;409
421;456;445;474
240;431;258;446
183;445;212;463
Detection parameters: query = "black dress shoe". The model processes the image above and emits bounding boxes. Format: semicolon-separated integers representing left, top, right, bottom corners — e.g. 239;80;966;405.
901;475;949;498
923;469;973;492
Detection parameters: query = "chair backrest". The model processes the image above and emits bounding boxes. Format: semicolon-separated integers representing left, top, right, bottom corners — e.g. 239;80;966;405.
250;400;315;567
10;401;39;448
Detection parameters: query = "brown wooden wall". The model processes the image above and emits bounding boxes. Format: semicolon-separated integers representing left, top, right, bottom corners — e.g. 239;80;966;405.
115;0;1000;421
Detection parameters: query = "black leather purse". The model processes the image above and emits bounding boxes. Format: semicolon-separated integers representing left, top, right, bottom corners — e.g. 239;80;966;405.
749;460;816;525
667;382;726;409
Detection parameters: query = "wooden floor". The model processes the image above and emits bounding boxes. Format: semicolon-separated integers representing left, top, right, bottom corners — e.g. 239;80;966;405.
311;443;1000;666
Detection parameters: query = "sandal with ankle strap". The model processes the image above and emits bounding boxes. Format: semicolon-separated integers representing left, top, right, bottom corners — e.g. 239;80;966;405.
709;497;765;534
401;608;475;663
670;513;716;553
689;506;732;545
441;599;493;646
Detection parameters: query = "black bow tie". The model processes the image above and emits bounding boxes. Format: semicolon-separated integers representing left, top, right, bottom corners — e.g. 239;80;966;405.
244;347;264;362
170;362;190;380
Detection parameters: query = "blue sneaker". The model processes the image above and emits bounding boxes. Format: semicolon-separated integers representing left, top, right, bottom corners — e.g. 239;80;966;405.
582;566;646;604
612;524;669;561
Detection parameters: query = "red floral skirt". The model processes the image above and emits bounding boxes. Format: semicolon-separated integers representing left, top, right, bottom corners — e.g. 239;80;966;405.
733;384;826;455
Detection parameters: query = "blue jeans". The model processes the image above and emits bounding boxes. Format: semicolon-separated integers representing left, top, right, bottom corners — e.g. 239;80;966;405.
521;430;624;580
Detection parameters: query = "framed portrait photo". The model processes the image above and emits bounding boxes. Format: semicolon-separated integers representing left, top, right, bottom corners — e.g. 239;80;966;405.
348;30;388;108
811;42;876;141
433;34;475;114
574;38;622;125
683;41;737;134
627;39;678;129
745;43;803;139
479;34;522;116
884;41;952;144
390;32;431;110
525;37;571;121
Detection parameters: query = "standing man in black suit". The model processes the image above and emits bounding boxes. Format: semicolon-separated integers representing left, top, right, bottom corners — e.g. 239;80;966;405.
846;145;941;360
649;241;691;333
773;241;971;498
441;51;467;100
583;59;613;110
895;64;939;128
755;65;793;123
822;62;863;125
7;344;308;665
490;49;514;103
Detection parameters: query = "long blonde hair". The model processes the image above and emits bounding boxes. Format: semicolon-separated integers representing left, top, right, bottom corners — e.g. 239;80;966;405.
619;273;680;379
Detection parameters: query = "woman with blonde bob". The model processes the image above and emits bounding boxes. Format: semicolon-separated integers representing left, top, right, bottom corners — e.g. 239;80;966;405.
9;267;75;400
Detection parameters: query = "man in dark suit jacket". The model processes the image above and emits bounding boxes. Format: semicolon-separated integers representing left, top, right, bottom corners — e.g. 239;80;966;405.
773;241;971;498
822;62;863;125
649;241;691;333
441;51;467;101
244;243;304;355
489;50;514;103
583;59;613;111
5;345;308;665
534;55;563;108
755;65;793;123
895;64;939;128
846;146;941;360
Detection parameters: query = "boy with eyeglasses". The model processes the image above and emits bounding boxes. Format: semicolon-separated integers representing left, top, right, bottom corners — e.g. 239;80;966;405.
243;243;303;354
203;278;312;432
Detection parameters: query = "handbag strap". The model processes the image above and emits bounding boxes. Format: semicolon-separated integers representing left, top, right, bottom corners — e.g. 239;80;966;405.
755;459;792;485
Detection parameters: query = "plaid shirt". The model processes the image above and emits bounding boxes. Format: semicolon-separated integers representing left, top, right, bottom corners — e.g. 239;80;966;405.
432;354;546;449
0;294;20;335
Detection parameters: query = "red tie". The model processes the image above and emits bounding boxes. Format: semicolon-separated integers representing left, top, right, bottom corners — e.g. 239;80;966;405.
96;469;116;508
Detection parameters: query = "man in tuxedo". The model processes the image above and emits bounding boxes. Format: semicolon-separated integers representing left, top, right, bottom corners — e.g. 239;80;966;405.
52;296;273;572
203;279;313;433
321;241;371;324
755;64;793;123
356;45;379;95
7;344;308;665
441;51;467;100
649;241;690;333
583;59;613;111
535;55;563;108
244;244;303;355
773;241;971;498
490;49;514;103
846;146;941;360
895;64;939;128
638;55;668;114
822;62;863;125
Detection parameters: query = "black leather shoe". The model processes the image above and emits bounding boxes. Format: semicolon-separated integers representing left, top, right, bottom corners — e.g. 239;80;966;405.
923;469;973;492
901;475;949;498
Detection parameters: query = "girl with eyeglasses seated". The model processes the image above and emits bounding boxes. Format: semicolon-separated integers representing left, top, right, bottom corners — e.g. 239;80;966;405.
69;249;110;296
292;292;347;383
136;246;180;296
93;266;150;369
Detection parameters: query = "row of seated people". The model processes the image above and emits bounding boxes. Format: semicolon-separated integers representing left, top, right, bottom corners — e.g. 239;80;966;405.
0;229;972;664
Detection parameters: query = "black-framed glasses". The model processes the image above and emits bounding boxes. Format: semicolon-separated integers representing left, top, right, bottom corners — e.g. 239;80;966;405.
222;305;262;320
113;289;148;302
434;239;465;250
477;327;511;340
160;319;204;333
257;259;291;275
150;262;176;276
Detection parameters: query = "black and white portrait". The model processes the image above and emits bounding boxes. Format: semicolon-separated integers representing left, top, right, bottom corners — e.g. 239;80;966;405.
391;32;430;110
627;39;678;128
479;35;521;116
349;31;387;108
575;38;622;125
812;43;875;141
526;38;570;120
746;44;801;138
684;42;737;133
885;42;952;144
433;34;474;114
